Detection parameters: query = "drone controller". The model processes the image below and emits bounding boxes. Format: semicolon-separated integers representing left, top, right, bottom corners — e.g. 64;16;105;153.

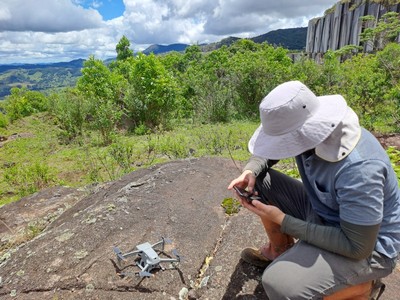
233;186;262;203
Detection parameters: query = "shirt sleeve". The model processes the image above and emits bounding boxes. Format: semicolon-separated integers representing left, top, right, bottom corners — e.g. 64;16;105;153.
281;216;380;259
243;156;279;177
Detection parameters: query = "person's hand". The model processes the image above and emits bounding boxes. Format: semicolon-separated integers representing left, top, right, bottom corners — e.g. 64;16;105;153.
228;170;261;208
228;170;256;193
243;199;285;226
228;170;285;225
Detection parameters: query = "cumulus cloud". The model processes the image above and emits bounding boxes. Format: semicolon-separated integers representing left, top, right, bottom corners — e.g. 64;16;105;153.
121;1;204;45
120;0;337;45
202;0;336;36
0;27;117;63
0;0;103;32
0;0;338;64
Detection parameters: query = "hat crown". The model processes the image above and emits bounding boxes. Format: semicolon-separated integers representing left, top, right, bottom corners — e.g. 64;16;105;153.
260;81;319;136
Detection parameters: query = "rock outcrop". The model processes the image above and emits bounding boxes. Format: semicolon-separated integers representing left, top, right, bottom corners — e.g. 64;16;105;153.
0;157;399;299
0;158;269;299
306;0;400;58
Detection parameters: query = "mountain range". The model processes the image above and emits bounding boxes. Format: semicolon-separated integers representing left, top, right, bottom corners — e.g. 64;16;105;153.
0;27;307;99
143;27;307;54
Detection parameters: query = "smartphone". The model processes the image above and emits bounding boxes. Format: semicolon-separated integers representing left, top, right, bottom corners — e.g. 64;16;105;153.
233;186;261;203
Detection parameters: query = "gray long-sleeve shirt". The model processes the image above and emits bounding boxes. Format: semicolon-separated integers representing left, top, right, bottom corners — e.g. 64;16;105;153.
244;128;400;259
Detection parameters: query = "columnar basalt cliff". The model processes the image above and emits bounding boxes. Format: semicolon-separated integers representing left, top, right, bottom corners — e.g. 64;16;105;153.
306;0;400;58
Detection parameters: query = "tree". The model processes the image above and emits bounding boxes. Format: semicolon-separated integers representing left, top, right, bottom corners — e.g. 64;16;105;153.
376;43;400;131
230;42;292;118
183;45;202;65
77;56;123;144
290;55;323;92
319;50;343;94
116;35;134;61
340;53;389;131
360;12;400;52
372;0;400;8
186;46;234;123
49;88;89;142
123;53;180;130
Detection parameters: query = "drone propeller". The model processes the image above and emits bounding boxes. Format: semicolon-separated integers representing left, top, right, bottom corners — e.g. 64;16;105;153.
162;237;173;244
113;246;125;261
172;249;183;261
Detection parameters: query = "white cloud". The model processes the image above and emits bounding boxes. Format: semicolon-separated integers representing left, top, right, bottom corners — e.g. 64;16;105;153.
0;7;12;22
0;0;338;64
202;0;336;36
0;0;103;32
90;0;103;9
119;0;337;45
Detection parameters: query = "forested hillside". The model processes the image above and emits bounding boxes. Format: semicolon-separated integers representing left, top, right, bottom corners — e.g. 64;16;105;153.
0;59;84;99
143;27;307;54
0;11;400;207
0;27;307;100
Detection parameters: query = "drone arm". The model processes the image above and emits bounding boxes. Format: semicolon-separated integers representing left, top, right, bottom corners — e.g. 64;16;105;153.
121;249;141;258
159;257;180;263
151;239;165;249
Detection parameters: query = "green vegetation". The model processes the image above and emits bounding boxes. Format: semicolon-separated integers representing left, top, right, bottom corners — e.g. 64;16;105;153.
360;11;400;52
387;147;400;183
221;197;241;215
0;115;257;206
1;24;400;206
4;87;48;121
116;35;134;61
339;0;400;11
0;61;83;99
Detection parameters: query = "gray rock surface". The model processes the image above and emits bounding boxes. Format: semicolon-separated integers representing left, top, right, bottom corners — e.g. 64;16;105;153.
0;157;399;299
0;158;268;299
306;0;400;56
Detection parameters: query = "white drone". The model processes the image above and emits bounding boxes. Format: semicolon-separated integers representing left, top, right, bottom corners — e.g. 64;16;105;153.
113;237;181;277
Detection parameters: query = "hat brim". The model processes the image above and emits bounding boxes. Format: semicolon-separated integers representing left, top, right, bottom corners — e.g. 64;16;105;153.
315;107;361;162
248;95;348;159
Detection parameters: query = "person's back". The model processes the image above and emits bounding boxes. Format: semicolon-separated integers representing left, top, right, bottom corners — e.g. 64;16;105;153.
296;128;400;259
358;129;400;258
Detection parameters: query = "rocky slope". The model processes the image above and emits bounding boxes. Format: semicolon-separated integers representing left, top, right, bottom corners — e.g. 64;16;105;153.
0;157;399;299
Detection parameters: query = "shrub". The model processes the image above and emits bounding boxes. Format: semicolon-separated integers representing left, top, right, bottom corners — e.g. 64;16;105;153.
77;56;125;145
3;162;57;197
49;89;89;142
124;53;180;130
0;112;8;128
4;88;48;121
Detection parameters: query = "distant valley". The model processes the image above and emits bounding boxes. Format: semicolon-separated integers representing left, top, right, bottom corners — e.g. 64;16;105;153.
0;59;85;99
0;27;307;99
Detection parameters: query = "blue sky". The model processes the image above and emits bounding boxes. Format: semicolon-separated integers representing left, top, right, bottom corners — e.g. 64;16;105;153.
80;0;125;21
0;0;338;64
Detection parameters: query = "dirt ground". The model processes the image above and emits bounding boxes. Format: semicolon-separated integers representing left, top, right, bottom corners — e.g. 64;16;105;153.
375;133;400;150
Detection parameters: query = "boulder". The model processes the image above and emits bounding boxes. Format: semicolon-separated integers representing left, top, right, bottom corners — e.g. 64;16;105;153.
0;158;267;299
0;157;398;299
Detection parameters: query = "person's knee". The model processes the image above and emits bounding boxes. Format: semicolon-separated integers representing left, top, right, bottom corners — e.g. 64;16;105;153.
262;266;296;299
262;264;317;299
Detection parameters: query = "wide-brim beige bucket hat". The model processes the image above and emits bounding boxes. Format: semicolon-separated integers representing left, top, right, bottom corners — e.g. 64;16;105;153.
248;81;361;161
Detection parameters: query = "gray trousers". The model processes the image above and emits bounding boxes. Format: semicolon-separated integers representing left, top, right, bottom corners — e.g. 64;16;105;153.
255;169;397;300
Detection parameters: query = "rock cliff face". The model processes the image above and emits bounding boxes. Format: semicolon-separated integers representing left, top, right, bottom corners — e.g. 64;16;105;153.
306;0;400;57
